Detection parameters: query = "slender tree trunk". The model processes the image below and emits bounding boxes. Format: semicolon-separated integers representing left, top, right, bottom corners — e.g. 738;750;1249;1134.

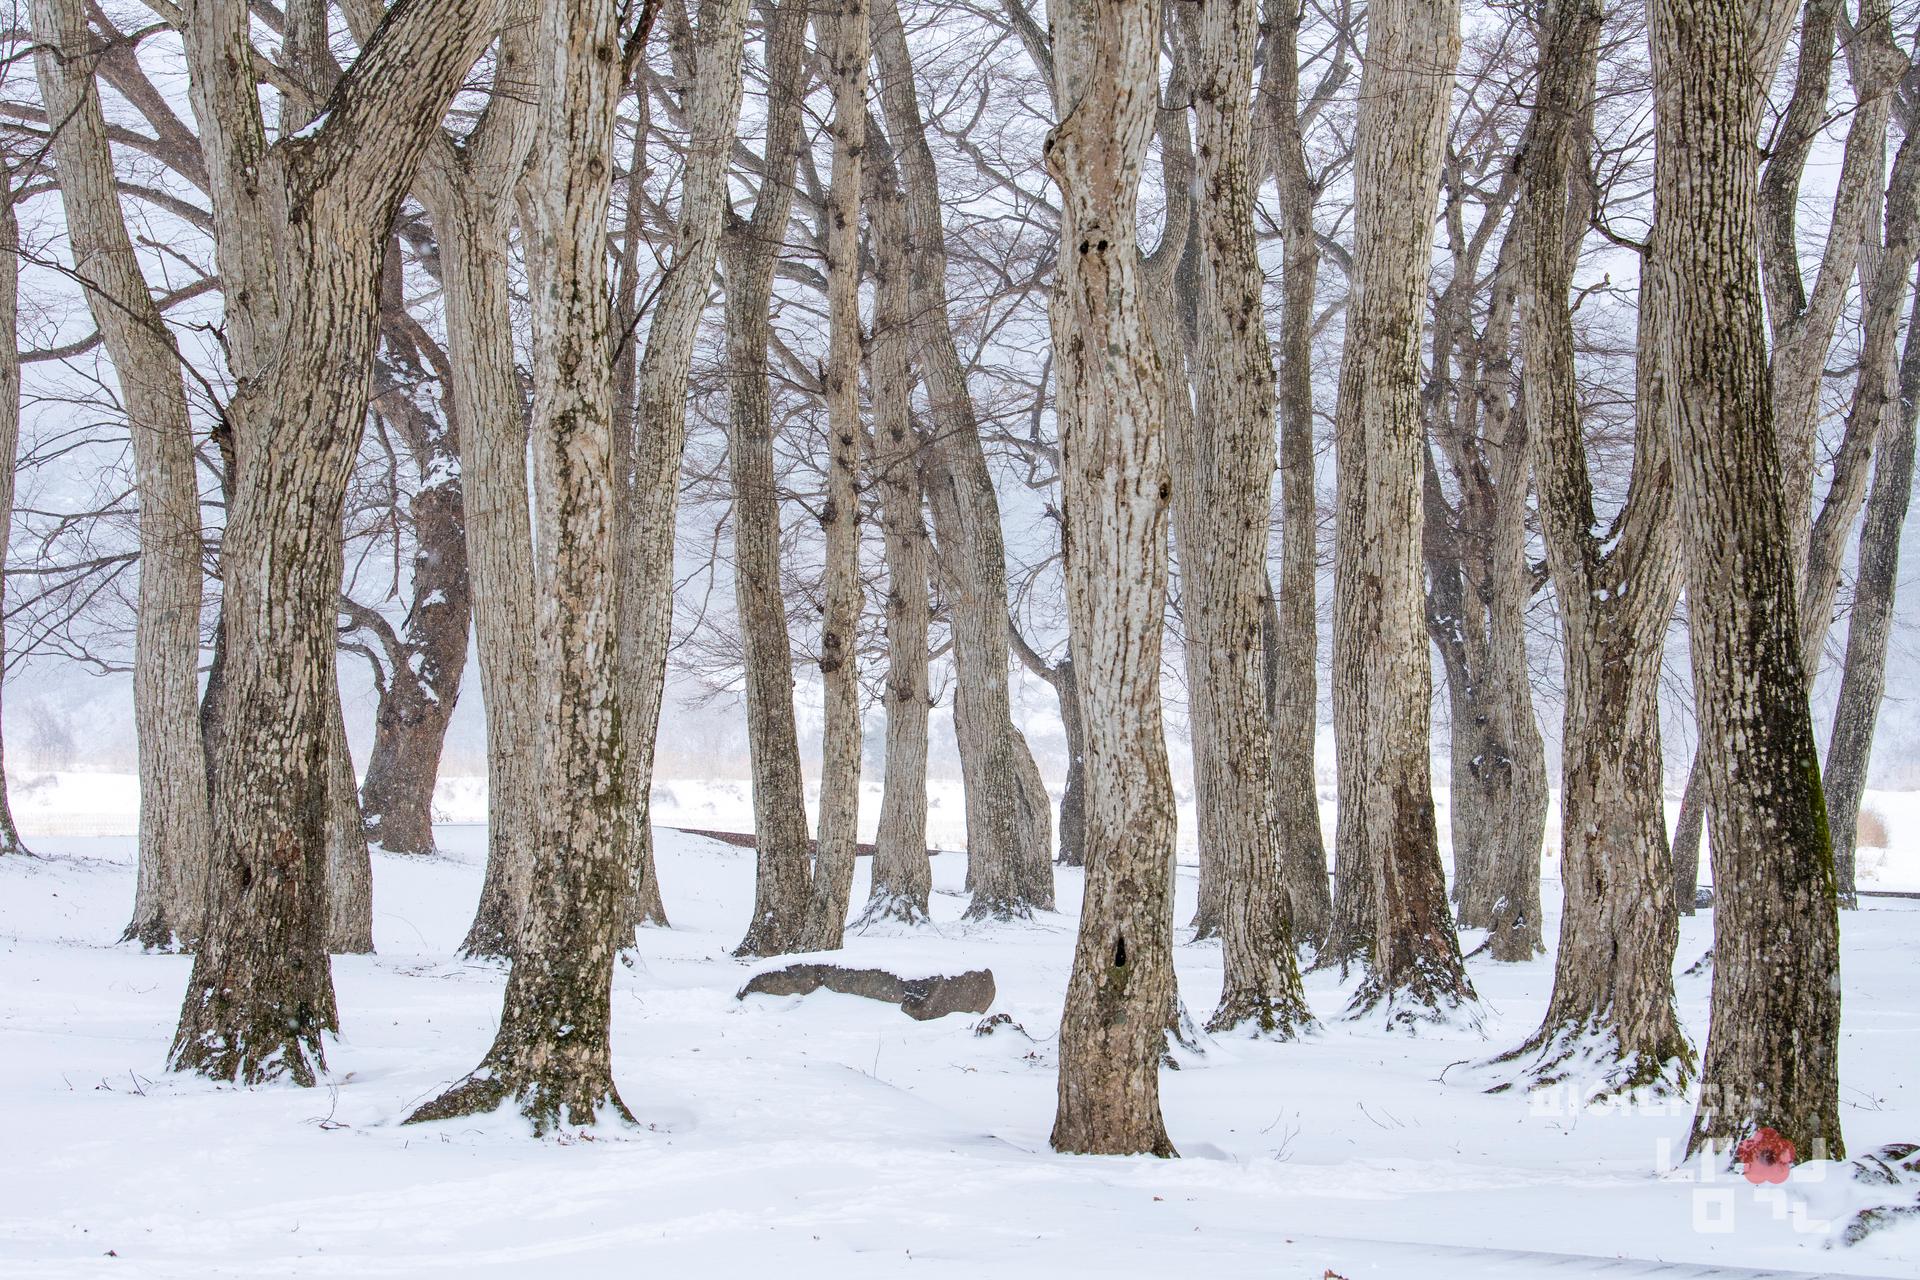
723;0;812;958
1670;762;1705;912
1167;0;1311;1037
1256;0;1331;953
408;0;633;1131
32;0;212;941
1330;0;1476;1026
872;0;1053;918
856;142;934;925
326;690;374;953
618;0;755;935
1825;276;1920;910
1508;0;1692;1086
167;0;504;1086
1646;0;1844;1162
800;0;870;953
0;188;28;857
1047;0;1178;1159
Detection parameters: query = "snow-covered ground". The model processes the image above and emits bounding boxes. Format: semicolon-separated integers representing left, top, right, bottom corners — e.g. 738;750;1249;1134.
2;792;1917;1276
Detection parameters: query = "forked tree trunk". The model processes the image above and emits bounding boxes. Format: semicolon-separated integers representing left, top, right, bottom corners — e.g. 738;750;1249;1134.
1255;0;1331;952
723;0;812;959
414;17;542;957
168;0;503;1086
1046;0;1178;1159
1329;0;1476;1026
1646;0;1845;1162
872;0;1053;919
857;140;934;926
31;0;211;940
800;0;870;953
0;190;28;857
617;0;754;935
1169;0;1311;1037
1504;0;1691;1094
407;0;634;1132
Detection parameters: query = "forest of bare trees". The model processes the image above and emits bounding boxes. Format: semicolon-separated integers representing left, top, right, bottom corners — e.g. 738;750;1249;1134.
2;0;1914;1173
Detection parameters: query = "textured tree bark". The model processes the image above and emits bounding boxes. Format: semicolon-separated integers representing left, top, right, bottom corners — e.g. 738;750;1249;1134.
1646;0;1845;1162
167;0;504;1086
1254;0;1331;954
325;691;374;953
618;0;754;935
1166;0;1311;1037
0;192;29;858
1825;278;1920;909
30;0;211;942
1504;0;1691;1094
857;140;935;926
1329;0;1477;1026
413;13;542;957
1670;766;1705;913
800;0;871;954
407;0;633;1132
722;0;812;959
1046;0;1177;1158
872;0;1053;919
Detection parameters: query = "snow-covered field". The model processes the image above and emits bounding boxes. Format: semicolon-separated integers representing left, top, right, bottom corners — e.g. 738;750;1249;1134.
2;796;1917;1276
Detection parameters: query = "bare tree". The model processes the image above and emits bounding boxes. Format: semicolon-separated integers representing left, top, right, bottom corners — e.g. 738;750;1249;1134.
408;0;636;1131
0;172;28;858
1047;0;1177;1158
1329;0;1478;1026
30;0;210;944
1646;0;1844;1162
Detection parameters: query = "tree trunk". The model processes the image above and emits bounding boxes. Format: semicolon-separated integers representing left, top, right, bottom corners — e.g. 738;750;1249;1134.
872;0;1053;919
618;0;754;935
723;0;812;959
326;690;374;953
857;140;935;926
1046;0;1178;1158
1167;0;1312;1037
800;0;870;954
1509;0;1693;1086
30;0;211;939
1329;0;1477;1026
1646;0;1845;1162
168;0;503;1086
1670;761;1705;912
1255;0;1331;954
0;190;29;857
1052;658;1087;868
407;0;633;1131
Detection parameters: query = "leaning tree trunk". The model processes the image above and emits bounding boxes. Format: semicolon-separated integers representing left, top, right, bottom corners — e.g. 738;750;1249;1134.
1256;0;1331;952
1505;0;1692;1094
168;0;504;1086
1647;0;1845;1163
1047;0;1178;1159
407;0;634;1132
0;190;28;857
1169;0;1311;1038
872;0;1052;919
32;0;212;942
723;0;812;959
413;21;543;956
800;0;870;953
1329;0;1476;1026
856;140;935;926
618;0;754;933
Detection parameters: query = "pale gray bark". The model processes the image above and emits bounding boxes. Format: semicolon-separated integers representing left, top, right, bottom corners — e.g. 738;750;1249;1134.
800;0;870;953
30;0;211;945
168;0;505;1086
0;186;28;858
1329;0;1478;1026
1646;0;1845;1162
1047;0;1178;1158
408;0;634;1131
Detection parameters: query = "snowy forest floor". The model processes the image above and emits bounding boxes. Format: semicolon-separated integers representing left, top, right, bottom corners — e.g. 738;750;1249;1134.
2;819;1917;1277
